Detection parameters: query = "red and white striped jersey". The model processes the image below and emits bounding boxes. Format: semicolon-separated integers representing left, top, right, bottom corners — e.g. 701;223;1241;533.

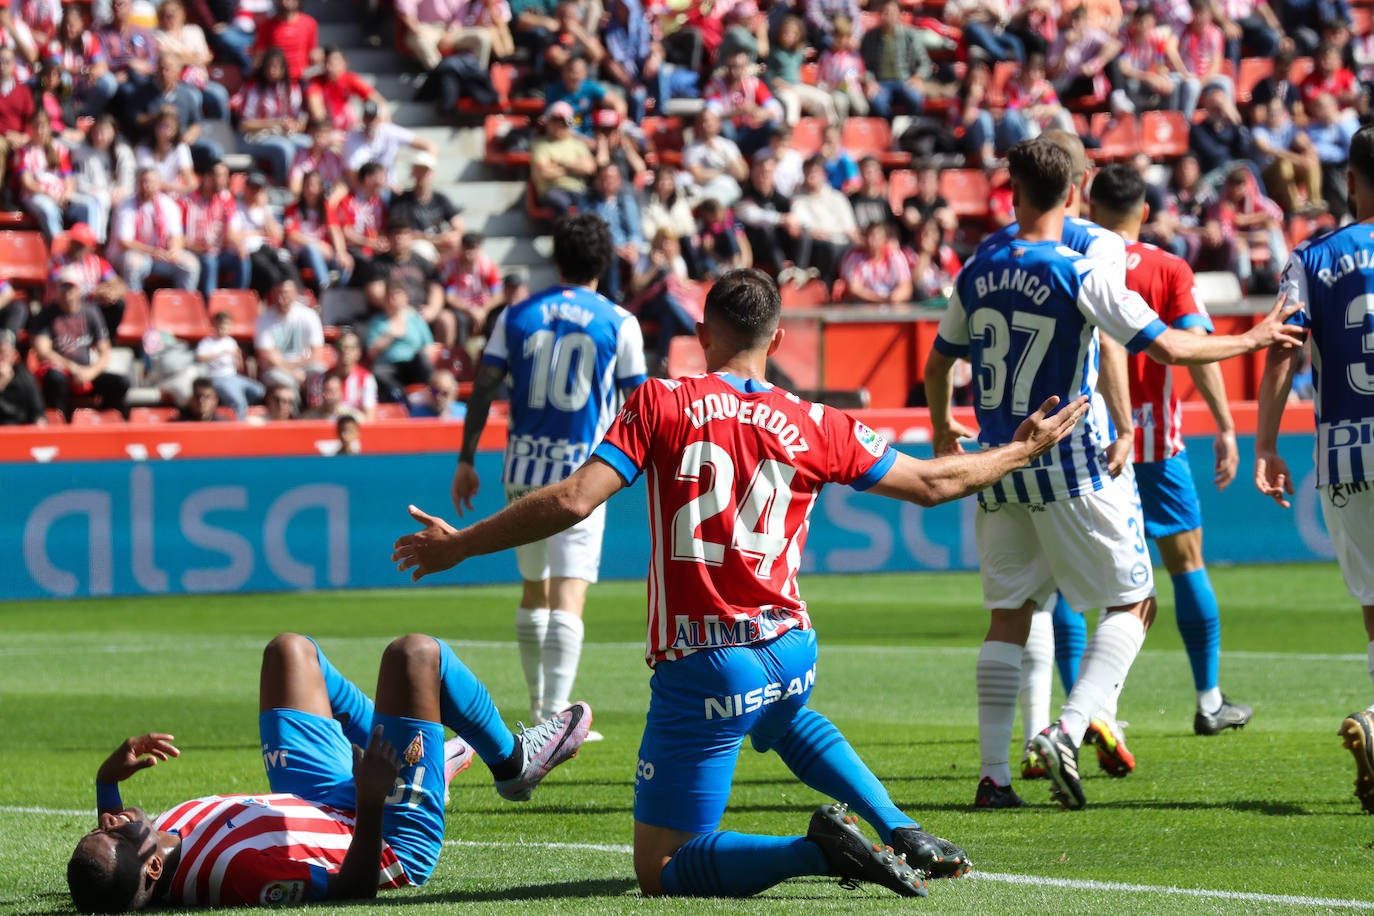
14;140;71;201
1124;240;1212;462
182;189;239;252
594;372;895;667
840;242;911;300
47;251;116;304
152;794;410;908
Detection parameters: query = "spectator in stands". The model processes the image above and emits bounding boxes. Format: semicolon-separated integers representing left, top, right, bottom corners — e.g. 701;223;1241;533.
640;167;697;263
682;107;747;207
17;0;60;45
194;0;255;73
195;309;262;419
530;100;595;216
1206;164;1286;291
1252;97;1323;216
50;5;118;118
289;116;346;198
129;52;219;167
956;60;1018;167
0;279;16;332
155;0;228;120
1130;151;1187;257
847;156;891;231
396;0;469;72
177;376;225;421
366;279;434;403
15;109;92;239
1164;152;1209;259
906;215;960;301
736;151;811;281
253;0;320;83
112;167;199;293
902;161;958;239
0;46;35;197
859;0;931;120
96;0;158;118
71;115;134;245
29;271;128;419
802;0;859;51
627;226;697;359
135;106;196;196
1048;3;1119;105
1177;0;1232;102
602;0;696;121
705;50;783;156
344;100;436;190
285;168;351;291
817;18;869;120
184;159;249;300
948;0;1024;64
365;216;447;345
544;0;605;71
1301;41;1366;118
838;218;912;304
1214;0;1284;72
238;170;288;293
692;196;750;279
30;53;75;137
1279;0;1349;57
590;108;646;185
408;366;466;419
235;47;307;188
586;162;644;303
337;160;388;281
509;0;560;80
334;412;361;450
1189;83;1253;182
0;327;44;425
303;371;358;421
391;151;463;262
262;381;299;420
820;123;860;193
791;154;859;286
767;14;836;124
544;56;614;137
307;46;384;134
319;328;378;421
456;0;516;69
0;4;38;79
756;121;805;197
441;231;503;348
48;222;127;333
255;277;327;392
1116;8;1200;117
1302;91;1359;221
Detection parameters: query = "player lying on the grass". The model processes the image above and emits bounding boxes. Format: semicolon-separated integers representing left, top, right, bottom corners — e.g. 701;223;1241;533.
66;633;590;912
1255;123;1374;814
924;139;1305;811
395;268;1090;899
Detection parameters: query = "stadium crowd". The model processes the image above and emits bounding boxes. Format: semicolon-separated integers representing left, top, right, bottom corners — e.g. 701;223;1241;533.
0;0;1359;427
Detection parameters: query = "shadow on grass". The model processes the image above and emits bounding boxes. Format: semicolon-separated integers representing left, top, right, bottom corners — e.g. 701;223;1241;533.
899;798;1317;816
394;877;642;904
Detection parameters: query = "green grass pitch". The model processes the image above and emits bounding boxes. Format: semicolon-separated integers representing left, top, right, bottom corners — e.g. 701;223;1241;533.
4;564;1374;914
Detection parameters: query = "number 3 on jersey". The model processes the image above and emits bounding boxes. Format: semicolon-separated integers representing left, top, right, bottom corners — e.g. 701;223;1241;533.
970;308;1056;413
671;441;796;577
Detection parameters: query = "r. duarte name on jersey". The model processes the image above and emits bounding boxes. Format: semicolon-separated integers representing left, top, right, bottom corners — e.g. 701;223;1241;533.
704;664;818;720
972;265;1054;305
682;392;811;458
1311;247;1374;288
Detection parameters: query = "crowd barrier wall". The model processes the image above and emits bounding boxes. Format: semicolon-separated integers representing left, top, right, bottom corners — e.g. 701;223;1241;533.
2;425;1329;601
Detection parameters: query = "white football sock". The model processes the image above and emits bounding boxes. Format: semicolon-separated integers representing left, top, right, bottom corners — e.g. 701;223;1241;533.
1020;609;1054;749
515;607;549;721
542;610;585;719
1062;612;1146;746
1198;687;1223;715
978;640;1024;785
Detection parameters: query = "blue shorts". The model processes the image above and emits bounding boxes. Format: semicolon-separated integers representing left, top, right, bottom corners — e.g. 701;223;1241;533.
259;709;447;885
1134;452;1203;540
634;627;818;833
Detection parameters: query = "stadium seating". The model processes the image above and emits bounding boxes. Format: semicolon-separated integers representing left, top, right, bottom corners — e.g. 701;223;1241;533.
128;406;180;423
1235;57;1274;105
1139;111;1190;160
151;289;213;340
375;403;410;420
208;289;261;342
485;114;532;168
1088;113;1141;163
642;117;686;167
791;117;825;156
115;292;150;348
842;118;911;169
0;230;49;291
938;169;991;219
887;169;917;218
781;279;830;310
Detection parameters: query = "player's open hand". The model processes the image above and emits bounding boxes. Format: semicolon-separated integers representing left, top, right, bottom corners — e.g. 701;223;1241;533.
932;419;976;457
1254;449;1293;508
97;734;180;784
393;505;463;582
1015;395;1091;459
451;462;480;517
353;725;402;809
1213;430;1238;490
1245;293;1306;352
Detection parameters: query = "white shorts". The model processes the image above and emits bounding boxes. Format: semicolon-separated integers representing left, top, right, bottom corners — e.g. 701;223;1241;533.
974;470;1155;612
506;484;607;583
1320;483;1374;606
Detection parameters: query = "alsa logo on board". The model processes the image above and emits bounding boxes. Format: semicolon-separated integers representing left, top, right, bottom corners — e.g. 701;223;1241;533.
21;466;350;597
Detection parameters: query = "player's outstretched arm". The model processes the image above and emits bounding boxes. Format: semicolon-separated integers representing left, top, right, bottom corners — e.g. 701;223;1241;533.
396;459;626;581
1254;340;1303;509
452;364;505;516
868;395;1090;507
329;726;401;900
93;734;179;817
1144;294;1305;366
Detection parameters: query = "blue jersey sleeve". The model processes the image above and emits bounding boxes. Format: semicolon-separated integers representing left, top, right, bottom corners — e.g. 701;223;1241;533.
848;446;897;491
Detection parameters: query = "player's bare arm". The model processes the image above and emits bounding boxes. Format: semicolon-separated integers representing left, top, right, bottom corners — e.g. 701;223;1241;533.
95;734;180;814
452;364;505;516
868;394;1091;507
1184;327;1239;489
923;350;976;457
328;725;401;900
1097;335;1135;477
1145;294;1305;366
1254;338;1304;509
398;459;626;581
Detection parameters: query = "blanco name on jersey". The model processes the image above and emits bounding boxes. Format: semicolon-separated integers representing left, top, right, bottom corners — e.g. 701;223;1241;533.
973;268;1053;306
682;392;811;459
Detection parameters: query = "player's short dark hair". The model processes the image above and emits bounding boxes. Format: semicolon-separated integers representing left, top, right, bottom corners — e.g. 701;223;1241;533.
1089;163;1147;215
552;213;613;286
703;268;780;348
356;161;384;183
67;841;142;914
1007;139;1072;212
1350;124;1374;189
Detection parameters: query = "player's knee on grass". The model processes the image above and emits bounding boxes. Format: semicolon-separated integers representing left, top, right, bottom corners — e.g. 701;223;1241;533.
261;633;318;676
633;821;694;896
375;635;443;716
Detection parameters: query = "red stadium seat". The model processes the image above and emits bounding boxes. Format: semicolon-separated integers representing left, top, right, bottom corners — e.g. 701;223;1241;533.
150;289;212;340
666;336;707;377
485;114;532;168
207;289;260;342
937;169;991;219
375;403;409;420
1235;57;1274;104
799;62;819;86
44;408;65;425
207;64;243;96
116;291;150;347
987;61;1018;107
791;117;825;156
69;408;124;425
643;117;686;167
525;179;557;225
1088;113;1140;163
1288;57;1314;86
780;279;830;310
841;118;911;169
887;169;917;217
0;230;49;289
128;406;179;423
1140;110;1190;160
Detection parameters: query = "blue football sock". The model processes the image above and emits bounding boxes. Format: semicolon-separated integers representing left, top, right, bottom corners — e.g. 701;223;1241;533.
1050;593;1087;693
758;707;916;844
308;637;374;747
435;638;516;765
1172;568;1221;692
661;831;828;897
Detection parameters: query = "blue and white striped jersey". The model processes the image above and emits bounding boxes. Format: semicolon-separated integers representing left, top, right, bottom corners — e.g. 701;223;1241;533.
976;216;1127;283
482;284;648;487
1279;224;1374;486
935;239;1166;504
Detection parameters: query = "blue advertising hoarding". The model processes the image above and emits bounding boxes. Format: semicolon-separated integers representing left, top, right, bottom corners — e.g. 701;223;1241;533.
0;433;1333;601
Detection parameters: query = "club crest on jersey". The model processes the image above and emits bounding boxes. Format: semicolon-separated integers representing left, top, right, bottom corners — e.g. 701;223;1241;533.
258;881;305;905
854;421;887;458
403;733;424;767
